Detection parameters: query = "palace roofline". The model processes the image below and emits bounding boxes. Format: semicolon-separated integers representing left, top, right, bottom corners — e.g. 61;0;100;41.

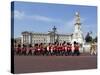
21;31;73;36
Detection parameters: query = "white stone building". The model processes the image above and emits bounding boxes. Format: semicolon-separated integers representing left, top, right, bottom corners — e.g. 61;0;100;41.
21;31;73;45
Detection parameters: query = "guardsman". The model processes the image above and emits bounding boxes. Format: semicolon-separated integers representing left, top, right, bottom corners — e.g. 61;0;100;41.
62;44;65;56
16;47;21;55
16;44;21;55
57;44;59;56
34;44;38;55
28;47;32;56
40;43;45;56
37;45;41;55
61;44;65;56
50;44;54;55
31;46;35;56
22;44;27;55
55;44;58;56
53;44;55;55
66;43;69;56
56;43;60;56
67;43;72;56
40;44;43;55
41;44;45;56
27;44;32;55
46;43;51;56
22;47;27;55
59;43;62;55
73;43;80;56
65;44;68;56
60;44;64;56
46;44;49;55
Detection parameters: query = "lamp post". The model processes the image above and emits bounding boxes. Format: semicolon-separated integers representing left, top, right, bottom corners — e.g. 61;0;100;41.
52;26;56;43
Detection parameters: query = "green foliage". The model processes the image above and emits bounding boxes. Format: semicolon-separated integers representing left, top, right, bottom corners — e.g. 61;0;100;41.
93;36;97;42
85;32;93;43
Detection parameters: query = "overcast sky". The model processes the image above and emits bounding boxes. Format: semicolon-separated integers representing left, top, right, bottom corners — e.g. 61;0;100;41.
12;1;97;38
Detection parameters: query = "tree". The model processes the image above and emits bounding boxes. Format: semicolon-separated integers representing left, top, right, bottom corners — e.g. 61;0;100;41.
93;36;97;42
85;32;93;43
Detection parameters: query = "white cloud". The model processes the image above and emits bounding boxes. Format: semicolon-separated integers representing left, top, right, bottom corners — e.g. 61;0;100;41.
14;10;25;19
30;15;54;22
14;10;62;23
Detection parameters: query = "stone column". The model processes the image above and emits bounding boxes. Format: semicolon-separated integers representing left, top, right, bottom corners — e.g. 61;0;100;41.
28;34;31;44
23;35;24;42
21;35;23;45
26;35;29;45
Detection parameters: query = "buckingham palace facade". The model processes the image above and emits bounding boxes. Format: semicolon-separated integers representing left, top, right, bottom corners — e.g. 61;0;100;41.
21;30;73;45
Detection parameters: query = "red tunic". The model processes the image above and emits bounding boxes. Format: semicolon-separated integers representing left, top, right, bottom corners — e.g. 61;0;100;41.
53;46;56;51
55;46;58;51
35;46;38;51
49;46;51;50
29;47;33;51
59;46;63;51
22;47;26;51
67;45;72;51
38;47;41;51
62;46;65;51
74;45;79;51
58;46;60;51
56;46;59;51
65;46;67;51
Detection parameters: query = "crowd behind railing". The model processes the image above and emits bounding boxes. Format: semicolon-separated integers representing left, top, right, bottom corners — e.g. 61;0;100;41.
13;42;81;56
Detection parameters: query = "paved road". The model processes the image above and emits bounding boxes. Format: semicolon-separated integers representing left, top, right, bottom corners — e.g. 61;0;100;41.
14;54;97;74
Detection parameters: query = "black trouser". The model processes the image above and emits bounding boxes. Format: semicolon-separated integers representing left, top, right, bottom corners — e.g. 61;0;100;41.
16;49;21;55
52;50;56;55
67;50;72;55
60;50;65;56
37;50;42;55
73;50;80;56
41;50;45;56
65;51;67;56
56;50;60;56
49;50;52;55
34;50;38;55
59;50;64;55
55;50;58;56
34;50;41;56
42;50;48;56
39;50;43;55
38;50;44;56
28;50;32;55
38;50;41;55
46;50;51;56
22;50;27;55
